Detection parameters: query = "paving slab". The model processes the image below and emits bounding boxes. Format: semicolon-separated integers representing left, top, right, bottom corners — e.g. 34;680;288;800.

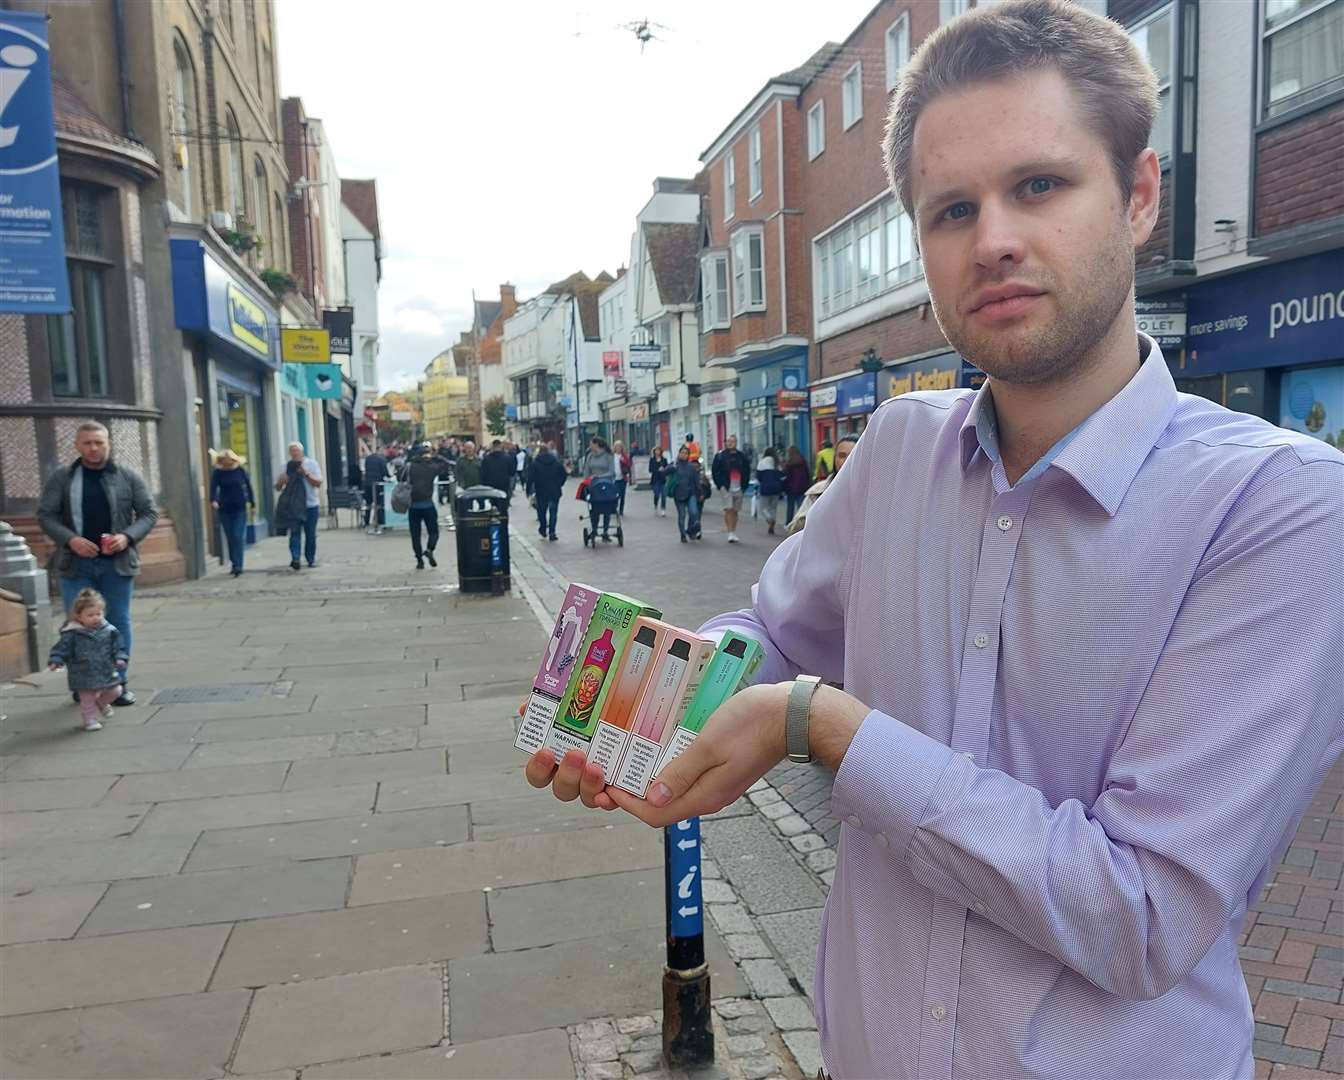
489;869;665;951
467;794;597;841
756;908;824;1000
0;804;149;844
334;727;420;755
0;775;117;811
135;783;377;835
376;772;542;813
0;882;107;944
79;857;351;935
283;660;434;679
212;892;488;988
1;830;196;890
103;760;290;803
350;822;662;906
288;670;429;694
417;715;520;749
284;748;447;791
232;964;444;1073
312;687;443;710
304;1029;574;1079
185;805;470;871
191;706;427;743
128;664;285;685
703;814;826;915
183;733;336;768
145;695;316;722
450;925;746;1041
0;923;230;1015
0;989;251;1080
0;720;200;755
449;738;527;773
2;743;194;780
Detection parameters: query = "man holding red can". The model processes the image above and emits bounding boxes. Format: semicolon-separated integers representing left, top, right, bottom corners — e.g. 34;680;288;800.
38;421;158;707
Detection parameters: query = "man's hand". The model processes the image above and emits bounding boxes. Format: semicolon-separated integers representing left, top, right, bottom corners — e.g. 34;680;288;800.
211;500;220;510
115;659;127;670
105;533;130;554
68;537;99;558
48;662;64;671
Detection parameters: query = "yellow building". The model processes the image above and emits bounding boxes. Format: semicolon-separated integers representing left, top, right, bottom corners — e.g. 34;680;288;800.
420;351;475;440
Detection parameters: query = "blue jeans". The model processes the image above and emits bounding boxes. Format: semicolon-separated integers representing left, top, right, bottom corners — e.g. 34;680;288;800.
60;556;134;682
536;495;559;537
219;509;247;571
616;479;628;514
676;495;701;538
289;506;319;565
652;485;667;512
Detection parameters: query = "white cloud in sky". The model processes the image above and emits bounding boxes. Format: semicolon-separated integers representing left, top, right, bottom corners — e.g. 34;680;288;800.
275;0;878;389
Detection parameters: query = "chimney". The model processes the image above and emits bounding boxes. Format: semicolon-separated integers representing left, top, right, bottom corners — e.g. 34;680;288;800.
500;283;517;317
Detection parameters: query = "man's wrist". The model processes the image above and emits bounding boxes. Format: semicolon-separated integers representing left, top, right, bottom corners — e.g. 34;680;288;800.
808;684;868;770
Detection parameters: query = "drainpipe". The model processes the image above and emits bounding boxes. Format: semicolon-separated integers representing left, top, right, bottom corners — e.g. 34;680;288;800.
112;0;138;141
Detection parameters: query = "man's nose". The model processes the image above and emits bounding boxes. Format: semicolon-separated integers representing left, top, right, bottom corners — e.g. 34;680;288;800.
971;198;1028;272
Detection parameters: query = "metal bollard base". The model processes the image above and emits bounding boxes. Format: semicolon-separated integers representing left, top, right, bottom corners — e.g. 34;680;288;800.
662;963;714;1068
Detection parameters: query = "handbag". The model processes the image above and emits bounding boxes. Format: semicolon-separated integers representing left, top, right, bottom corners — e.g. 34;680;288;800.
390;481;412;514
664;474;677;497
245;507;257;545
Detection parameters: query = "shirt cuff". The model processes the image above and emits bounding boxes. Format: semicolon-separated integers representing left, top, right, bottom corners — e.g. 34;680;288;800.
831;710;959;854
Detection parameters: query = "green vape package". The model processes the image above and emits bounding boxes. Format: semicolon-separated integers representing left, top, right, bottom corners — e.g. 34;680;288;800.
654;630;764;773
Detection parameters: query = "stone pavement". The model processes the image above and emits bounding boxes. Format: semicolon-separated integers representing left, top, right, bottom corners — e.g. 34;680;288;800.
0;519;812;1080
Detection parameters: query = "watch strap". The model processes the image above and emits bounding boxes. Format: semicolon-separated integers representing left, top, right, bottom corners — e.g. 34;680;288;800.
786;675;822;763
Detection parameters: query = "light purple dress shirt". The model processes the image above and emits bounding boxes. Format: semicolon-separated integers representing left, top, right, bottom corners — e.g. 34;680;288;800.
702;337;1344;1080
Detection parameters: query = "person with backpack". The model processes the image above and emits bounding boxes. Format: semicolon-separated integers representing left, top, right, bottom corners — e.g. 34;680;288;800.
670;445;704;543
531;441;567;542
755;447;784;536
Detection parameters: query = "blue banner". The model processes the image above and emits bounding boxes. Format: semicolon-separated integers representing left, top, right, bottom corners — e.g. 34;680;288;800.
668;817;704;938
301;362;341;400
0;11;70;313
837;372;877;416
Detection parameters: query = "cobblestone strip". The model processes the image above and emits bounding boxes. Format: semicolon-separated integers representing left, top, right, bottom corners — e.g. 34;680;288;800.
742;777;835;893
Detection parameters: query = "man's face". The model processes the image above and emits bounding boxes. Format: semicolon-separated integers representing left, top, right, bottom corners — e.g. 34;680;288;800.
289;445;304;462
835;440;856;472
464;444;476;459
726;436;737;451
75;429;109;467
910;69;1155;386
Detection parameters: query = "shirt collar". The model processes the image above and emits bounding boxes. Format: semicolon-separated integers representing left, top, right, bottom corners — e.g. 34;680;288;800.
958;334;1179;516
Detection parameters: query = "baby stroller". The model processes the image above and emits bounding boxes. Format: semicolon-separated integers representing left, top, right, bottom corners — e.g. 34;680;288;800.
582;476;624;548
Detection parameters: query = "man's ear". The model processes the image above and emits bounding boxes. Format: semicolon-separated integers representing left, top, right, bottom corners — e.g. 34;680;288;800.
1128;148;1161;248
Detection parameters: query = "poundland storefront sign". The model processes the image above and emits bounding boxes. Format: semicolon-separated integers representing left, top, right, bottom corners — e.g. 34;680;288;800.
1184;249;1343;375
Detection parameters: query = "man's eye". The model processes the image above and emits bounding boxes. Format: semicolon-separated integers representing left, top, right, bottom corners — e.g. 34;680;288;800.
1024;177;1056;196
942;202;972;222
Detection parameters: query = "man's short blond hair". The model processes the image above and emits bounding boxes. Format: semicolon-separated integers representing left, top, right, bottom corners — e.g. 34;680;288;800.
76;421;108;438
883;0;1158;217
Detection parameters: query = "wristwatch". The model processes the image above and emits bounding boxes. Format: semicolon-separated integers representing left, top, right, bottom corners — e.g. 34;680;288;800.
786;675;823;763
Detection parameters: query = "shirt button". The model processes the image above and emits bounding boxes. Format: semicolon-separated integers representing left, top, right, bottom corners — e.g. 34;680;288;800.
847;814;862;828
931;1004;947;1021
974;633;988;649
997;515;1014;531
961;751;975;761
874;832;889;849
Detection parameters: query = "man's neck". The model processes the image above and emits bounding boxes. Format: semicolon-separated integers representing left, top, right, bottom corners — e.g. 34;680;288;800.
988;314;1141;486
81;459;105;470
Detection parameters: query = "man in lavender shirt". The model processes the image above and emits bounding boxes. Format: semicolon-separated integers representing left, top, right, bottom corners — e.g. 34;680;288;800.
525;2;1344;1076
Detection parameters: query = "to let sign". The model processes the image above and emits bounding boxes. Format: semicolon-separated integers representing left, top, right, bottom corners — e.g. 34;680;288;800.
1135;299;1187;349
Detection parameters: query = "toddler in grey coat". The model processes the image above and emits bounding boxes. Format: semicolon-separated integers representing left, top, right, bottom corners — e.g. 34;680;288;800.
48;588;127;731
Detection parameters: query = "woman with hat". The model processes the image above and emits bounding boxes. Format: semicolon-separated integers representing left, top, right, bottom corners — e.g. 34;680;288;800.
210;449;256;577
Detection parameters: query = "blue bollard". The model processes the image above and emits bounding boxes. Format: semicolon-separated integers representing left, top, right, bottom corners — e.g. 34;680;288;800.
663;817;714;1066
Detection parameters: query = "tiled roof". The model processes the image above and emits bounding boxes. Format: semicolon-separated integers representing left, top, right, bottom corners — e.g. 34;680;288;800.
474;300;502;333
51;78;155;160
644;222;701;306
772;42;843;85
341;179;381;241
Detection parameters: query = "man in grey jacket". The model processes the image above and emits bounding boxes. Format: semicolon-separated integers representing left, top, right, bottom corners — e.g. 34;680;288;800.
37;421;158;706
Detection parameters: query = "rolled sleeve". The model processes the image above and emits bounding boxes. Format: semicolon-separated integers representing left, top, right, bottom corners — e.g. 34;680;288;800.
831;709;959;853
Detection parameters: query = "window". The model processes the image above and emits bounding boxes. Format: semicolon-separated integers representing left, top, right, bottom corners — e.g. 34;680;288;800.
1129;5;1174;159
886;14;910;91
701;252;730;330
731;227;765;314
1262;0;1344;118
362;339;376;387
842;63;863;129
748;125;762;201
940;0;970;22
724;153;735;221
219;0;234;36
245;0;261;90
224;108;246;220
816;195;921;319
273;192;286;266
47;185;111;399
651;320;672;367
807;101;825;160
252;158;271;259
172;37;197;218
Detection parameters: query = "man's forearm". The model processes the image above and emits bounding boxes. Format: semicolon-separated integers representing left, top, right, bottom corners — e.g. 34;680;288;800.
809;685;870;770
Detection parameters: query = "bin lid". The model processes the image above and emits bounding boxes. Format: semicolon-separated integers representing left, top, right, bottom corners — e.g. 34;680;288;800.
458;485;507;499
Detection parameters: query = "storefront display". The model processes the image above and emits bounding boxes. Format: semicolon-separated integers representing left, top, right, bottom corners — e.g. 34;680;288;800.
1280;365;1344;449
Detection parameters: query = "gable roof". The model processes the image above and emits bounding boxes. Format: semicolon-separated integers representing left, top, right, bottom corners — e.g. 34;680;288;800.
474;300;502;335
51;78;158;174
643;222;701;307
341;180;381;243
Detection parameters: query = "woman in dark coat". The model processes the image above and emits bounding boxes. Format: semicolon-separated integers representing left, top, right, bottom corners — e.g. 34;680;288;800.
670;446;704;542
783;446;811;525
210;449;256;577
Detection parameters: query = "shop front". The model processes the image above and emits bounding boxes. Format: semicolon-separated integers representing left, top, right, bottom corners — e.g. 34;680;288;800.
737;357;811;461
881;350;983;403
170;238;280;550
810;370;881;449
657;383;695;456
1173;249;1343;448
699;386;739;456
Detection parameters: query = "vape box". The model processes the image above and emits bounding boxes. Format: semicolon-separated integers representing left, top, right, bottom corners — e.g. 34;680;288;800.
545;592;661;758
587;617;670;783
613;629;716;797
656;632;764;775
515;583;601;755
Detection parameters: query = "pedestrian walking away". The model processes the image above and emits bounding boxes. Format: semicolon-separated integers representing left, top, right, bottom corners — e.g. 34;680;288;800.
783;446;811;525
401;443;448;569
47;588;127;731
515;443;531;498
481;439;514;495
275;443;323;570
210;448;255;576
37;420;156;707
523;4;1344;1076
755;447;784;535
669;446;703;542
613;440;632;515
362;446;389;532
531;440;566;541
711;434;751;543
785;436;856;537
648;446;670;517
46;585;127;730
684;432;701;463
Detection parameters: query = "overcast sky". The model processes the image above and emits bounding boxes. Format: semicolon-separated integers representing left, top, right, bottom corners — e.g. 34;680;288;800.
275;0;878;392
